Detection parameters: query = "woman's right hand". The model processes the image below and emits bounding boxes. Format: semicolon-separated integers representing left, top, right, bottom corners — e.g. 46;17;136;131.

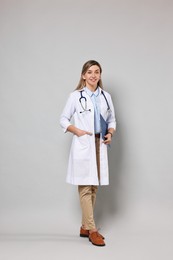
67;125;92;137
76;129;93;137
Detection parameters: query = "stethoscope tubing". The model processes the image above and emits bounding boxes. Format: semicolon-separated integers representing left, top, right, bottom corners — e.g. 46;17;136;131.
79;89;111;113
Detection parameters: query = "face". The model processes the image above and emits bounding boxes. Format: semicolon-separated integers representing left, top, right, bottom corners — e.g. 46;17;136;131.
82;65;101;89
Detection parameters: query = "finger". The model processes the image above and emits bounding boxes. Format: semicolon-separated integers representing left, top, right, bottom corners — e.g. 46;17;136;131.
86;132;93;136
105;135;111;141
103;139;111;144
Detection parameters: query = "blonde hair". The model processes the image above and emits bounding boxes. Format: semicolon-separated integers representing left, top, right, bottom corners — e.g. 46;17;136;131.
76;60;103;90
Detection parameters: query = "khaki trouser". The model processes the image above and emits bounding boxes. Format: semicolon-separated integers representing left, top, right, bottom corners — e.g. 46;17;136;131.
78;135;100;230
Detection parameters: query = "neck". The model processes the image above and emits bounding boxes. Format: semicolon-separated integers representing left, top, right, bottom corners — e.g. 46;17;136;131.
86;83;98;92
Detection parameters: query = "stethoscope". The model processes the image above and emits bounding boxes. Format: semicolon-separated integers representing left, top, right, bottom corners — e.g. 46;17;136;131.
79;89;111;113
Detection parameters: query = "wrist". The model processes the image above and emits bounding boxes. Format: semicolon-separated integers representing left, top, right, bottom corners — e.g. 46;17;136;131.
107;131;113;137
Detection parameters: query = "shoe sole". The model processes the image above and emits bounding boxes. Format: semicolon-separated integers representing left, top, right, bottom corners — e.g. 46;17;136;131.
80;234;89;238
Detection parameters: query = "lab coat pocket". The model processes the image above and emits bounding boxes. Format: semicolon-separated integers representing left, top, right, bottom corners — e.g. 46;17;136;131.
73;134;90;160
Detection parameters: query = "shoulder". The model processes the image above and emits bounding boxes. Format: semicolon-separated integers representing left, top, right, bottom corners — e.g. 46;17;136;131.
69;89;83;96
67;90;82;99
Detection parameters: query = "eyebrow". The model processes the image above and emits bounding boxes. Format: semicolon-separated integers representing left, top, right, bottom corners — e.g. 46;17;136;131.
87;69;100;72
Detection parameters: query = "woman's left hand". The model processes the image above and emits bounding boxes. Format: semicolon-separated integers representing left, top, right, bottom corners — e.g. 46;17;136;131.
102;133;112;145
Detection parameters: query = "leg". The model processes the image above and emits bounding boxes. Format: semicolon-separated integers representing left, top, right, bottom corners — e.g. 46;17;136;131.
78;185;96;230
91;185;98;209
78;185;105;245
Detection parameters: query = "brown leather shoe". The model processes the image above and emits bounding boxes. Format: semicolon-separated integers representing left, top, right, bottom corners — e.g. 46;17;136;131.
80;227;90;237
80;227;105;239
89;231;105;247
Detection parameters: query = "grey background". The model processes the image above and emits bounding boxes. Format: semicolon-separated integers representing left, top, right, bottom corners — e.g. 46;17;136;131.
0;0;173;259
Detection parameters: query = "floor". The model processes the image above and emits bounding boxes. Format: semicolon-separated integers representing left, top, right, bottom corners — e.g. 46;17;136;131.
1;203;173;260
0;221;172;260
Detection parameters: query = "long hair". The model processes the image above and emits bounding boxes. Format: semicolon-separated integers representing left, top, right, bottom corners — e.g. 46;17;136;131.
76;60;103;90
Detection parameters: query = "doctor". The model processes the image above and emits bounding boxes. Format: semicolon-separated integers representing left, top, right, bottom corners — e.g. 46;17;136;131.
60;60;116;247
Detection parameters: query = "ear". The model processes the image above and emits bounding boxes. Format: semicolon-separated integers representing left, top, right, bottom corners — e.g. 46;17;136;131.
82;75;86;80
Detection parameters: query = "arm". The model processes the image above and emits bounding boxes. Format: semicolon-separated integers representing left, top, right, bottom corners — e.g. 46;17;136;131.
67;125;92;137
60;93;76;133
103;94;116;145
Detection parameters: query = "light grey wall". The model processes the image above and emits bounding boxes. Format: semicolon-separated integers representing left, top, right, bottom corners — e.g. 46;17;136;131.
0;0;173;234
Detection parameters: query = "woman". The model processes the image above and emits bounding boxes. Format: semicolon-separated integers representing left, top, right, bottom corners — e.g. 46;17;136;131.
60;60;116;246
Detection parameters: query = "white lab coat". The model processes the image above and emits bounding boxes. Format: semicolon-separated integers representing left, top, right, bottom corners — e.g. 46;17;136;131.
60;87;116;186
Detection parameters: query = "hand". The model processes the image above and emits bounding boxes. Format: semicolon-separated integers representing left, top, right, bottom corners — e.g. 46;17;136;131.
67;125;92;137
76;129;93;137
102;133;112;145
